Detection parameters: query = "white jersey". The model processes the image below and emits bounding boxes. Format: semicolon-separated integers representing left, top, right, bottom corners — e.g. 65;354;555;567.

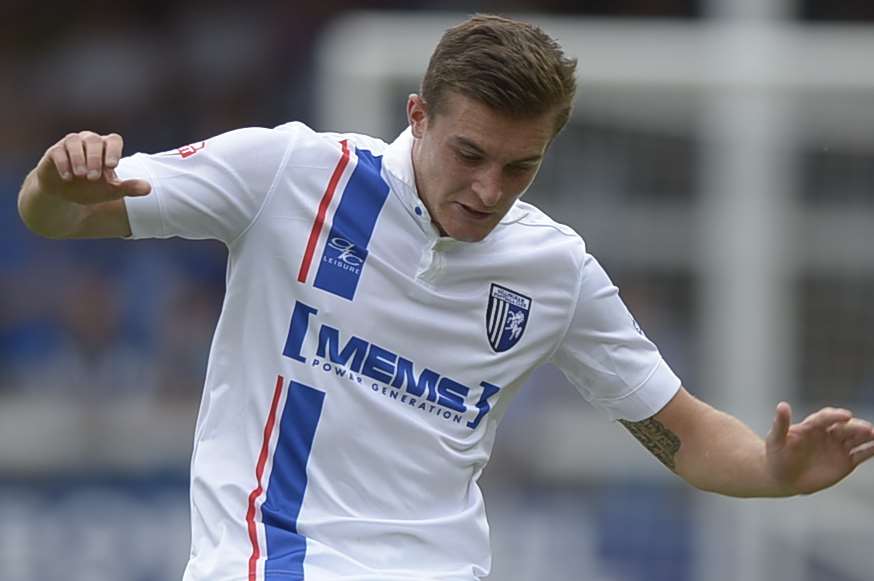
118;124;681;581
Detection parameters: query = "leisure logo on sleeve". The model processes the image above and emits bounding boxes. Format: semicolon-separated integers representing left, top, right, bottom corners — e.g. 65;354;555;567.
486;284;531;352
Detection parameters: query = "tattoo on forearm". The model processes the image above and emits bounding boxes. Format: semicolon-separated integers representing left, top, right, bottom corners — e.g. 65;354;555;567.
619;418;681;471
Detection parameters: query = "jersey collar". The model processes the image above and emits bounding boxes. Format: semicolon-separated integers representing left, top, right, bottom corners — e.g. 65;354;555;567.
382;126;417;193
381;127;442;236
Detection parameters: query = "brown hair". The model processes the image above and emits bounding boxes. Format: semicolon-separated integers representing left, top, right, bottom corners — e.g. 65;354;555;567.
421;14;578;134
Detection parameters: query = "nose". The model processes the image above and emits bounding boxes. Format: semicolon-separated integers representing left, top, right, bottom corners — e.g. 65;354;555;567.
471;166;503;208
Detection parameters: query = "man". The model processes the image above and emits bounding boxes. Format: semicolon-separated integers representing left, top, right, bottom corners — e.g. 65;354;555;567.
17;14;874;581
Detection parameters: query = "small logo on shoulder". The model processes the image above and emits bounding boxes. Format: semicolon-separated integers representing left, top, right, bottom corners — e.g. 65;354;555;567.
176;141;206;158
486;284;532;352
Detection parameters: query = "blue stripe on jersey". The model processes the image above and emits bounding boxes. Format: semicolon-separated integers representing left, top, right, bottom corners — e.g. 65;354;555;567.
313;148;390;300
262;381;325;580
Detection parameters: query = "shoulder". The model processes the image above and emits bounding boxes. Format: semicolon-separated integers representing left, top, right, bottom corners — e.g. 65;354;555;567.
273;122;390;167
494;201;587;265
499;201;581;239
131;126;294;166
202;125;294;153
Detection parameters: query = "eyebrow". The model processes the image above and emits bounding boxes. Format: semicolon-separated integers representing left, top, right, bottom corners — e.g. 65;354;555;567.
452;136;543;165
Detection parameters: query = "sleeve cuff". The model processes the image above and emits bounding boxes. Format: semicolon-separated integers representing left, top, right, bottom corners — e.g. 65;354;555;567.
116;154;166;239
595;359;682;422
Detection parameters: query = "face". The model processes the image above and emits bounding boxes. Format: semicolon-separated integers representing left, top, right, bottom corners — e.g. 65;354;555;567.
408;92;557;242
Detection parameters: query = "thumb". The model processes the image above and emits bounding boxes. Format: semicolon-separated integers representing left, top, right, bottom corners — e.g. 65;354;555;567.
103;169;151;198
120;178;152;197
768;401;792;448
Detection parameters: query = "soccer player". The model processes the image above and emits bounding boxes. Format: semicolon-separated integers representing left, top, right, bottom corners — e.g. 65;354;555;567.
17;14;874;581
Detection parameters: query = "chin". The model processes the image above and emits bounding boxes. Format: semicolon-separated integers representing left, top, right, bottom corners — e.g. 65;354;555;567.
444;224;491;243
437;211;497;242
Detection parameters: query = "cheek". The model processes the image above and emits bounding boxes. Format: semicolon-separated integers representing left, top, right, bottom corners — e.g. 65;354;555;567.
441;167;475;196
504;172;537;200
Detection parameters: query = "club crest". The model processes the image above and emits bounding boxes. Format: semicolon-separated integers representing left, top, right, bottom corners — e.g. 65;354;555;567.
486;284;532;352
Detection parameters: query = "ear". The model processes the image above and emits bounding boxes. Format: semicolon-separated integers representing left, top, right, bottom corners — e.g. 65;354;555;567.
407;94;429;138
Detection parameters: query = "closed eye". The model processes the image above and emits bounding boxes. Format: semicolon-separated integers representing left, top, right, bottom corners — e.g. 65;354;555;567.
455;149;483;164
506;163;537;174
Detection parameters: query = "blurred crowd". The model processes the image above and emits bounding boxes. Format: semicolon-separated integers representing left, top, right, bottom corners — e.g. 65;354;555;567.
2;0;872;405
0;0;703;404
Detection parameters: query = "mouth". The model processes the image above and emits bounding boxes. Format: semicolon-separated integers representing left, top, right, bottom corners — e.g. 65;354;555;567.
456;202;493;221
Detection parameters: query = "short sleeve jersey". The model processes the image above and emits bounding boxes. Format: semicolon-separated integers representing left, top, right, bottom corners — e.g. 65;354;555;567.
117;124;681;581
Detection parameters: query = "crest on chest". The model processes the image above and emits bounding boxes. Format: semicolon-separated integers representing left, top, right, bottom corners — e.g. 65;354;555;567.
486;284;532;352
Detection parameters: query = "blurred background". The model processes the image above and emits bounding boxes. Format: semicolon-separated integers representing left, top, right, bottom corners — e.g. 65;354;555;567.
2;1;873;580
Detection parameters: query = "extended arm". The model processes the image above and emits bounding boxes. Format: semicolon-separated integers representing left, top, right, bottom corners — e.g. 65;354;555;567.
18;131;151;239
622;387;874;497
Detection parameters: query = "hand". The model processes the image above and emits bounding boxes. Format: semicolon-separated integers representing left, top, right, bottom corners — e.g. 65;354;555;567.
36;131;151;205
766;402;874;495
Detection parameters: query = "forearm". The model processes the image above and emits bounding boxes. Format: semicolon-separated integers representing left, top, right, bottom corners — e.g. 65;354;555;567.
18;169;84;239
626;388;874;498
623;389;791;498
671;404;787;498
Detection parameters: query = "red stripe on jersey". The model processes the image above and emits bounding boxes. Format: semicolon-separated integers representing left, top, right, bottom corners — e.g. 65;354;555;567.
246;375;285;581
297;139;351;283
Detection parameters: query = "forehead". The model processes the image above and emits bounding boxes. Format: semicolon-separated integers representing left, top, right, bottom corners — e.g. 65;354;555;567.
432;93;556;160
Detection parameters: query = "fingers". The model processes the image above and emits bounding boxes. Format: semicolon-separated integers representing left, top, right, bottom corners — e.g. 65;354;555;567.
850;441;874;467
103;133;123;170
801;407;853;431
84;133;107;180
65;133;88;179
49;144;73;181
768;401;792;447
828;419;874;449
47;131;125;183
